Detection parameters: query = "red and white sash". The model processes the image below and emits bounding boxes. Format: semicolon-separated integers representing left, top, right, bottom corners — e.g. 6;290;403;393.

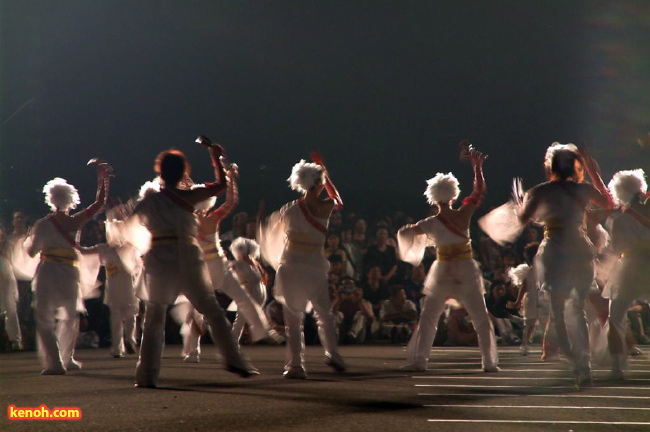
297;198;327;235
436;214;469;240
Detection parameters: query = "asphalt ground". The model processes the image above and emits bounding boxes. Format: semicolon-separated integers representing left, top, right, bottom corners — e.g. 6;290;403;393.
1;344;649;432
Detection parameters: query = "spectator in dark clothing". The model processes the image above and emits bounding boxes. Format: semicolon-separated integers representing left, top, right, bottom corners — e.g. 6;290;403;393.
447;306;478;346
364;227;399;283
403;263;426;312
360;265;390;319
485;280;522;345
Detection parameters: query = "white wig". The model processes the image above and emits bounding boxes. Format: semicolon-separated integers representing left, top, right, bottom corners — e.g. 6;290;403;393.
191;183;217;212
43;177;80;211
424;172;460;205
288;160;324;194
608;169;647;206
544;142;579;174
230;237;260;260
508;263;531;287
138;177;161;200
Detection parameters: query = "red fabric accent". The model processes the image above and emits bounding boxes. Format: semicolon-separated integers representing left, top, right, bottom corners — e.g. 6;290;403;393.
47;216;80;250
160;188;195;213
297;198;328;235
435;214;469;240
207;178;238;220
462;191;484;207
309;150;325;166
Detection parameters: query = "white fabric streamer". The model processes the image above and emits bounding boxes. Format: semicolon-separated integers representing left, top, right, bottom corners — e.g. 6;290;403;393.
478;201;525;246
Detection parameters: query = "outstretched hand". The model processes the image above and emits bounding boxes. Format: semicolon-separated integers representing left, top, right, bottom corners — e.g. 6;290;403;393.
227;163;239;180
470;148;487;167
577;144;600;175
196;135;225;157
98;163;114;178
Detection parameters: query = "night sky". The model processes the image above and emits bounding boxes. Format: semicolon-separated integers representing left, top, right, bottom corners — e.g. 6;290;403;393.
2;1;648;224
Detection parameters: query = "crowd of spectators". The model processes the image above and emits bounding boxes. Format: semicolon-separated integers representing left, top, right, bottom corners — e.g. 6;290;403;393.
2;205;650;355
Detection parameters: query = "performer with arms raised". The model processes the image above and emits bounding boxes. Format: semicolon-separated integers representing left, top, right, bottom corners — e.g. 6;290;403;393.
259;152;345;379
127;142;257;388
26;161;111;374
399;142;499;372
517;143;612;387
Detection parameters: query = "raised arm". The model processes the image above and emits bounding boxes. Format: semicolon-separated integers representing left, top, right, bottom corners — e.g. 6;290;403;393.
310;151;343;210
183;140;228;205
457;148;486;222
73;163;112;227
578;145;614;208
207;164;239;222
323;172;343;210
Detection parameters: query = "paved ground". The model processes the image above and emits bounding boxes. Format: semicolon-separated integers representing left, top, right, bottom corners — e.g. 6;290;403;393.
1;344;649;432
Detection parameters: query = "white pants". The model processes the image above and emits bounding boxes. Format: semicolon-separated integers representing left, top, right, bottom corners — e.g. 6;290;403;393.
282;285;338;369
3;303;21;343
135;289;244;387
549;287;590;371
608;291;635;372
211;259;270;342
35;299;79;371
110;305;138;356
232;285;267;343
182;309;204;357
407;286;498;369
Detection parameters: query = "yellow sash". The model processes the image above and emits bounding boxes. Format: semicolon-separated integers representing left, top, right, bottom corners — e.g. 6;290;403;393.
40;247;78;266
286;232;324;254
105;261;120;278
436;242;473;262
201;243;224;260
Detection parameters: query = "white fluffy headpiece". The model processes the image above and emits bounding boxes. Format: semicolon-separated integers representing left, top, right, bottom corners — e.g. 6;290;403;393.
508;263;531;287
608;169;647;206
424;173;460;205
43;177;80;211
544;142;579;173
191;183;217;213
138;177;161;200
288;160;324;193
230;237;260;260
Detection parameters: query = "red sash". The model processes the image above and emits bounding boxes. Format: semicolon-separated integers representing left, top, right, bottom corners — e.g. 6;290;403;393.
47;216;80;250
297;198;328;235
161;188;195;214
435;214;468;240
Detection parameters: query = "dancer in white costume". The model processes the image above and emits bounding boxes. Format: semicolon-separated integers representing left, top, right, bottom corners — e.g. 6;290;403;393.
399;145;499;372
603;169;650;379
81;218;142;358
259;153;345;379
127;145;257;388
0;225;22;350
5;211;39;351
510;242;548;357
181;163;281;363
26;164;111;374
518;143;612;387
229;237;269;343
